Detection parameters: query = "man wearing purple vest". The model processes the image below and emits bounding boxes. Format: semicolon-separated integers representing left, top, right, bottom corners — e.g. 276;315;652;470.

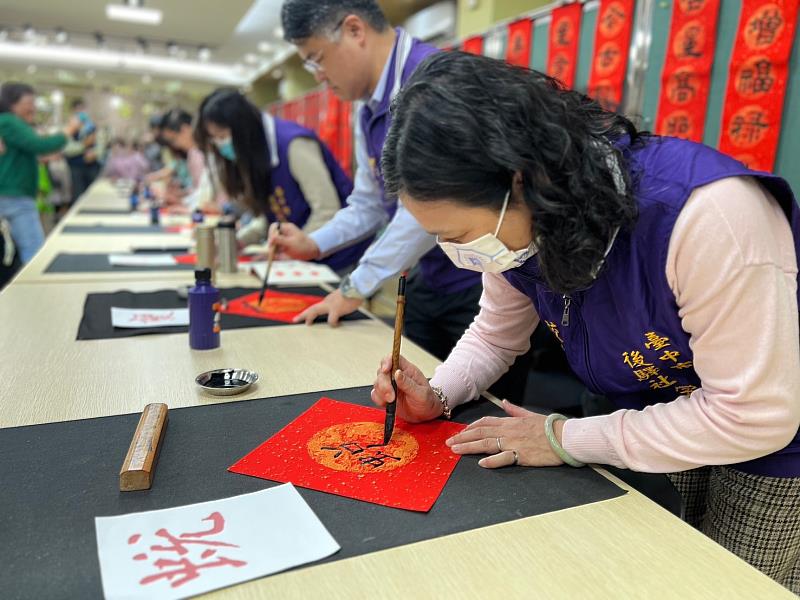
372;52;800;591
273;1;532;402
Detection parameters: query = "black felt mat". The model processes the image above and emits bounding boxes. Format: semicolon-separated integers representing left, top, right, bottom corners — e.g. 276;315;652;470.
62;225;174;234
76;286;369;340
46;253;196;274
0;386;625;599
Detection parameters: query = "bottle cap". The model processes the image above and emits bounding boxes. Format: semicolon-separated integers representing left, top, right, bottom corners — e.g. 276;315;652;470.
194;268;212;281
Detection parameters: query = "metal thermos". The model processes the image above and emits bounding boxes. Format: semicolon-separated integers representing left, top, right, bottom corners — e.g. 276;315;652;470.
216;219;238;274
195;224;216;272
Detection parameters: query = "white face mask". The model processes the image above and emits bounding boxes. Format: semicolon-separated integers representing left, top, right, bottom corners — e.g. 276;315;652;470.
437;190;537;273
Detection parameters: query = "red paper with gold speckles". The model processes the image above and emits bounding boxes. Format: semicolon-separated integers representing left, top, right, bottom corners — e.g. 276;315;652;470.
219;289;325;323
228;398;466;512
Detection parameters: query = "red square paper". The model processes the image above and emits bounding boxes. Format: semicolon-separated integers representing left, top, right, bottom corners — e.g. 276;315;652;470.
220;289;323;323
229;398;466;512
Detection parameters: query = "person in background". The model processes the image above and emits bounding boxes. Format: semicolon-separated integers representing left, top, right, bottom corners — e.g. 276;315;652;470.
194;88;369;270
102;138;149;182
143;113;166;172
62;98;99;205
158;108;205;193
0;82;80;262
372;51;800;592
275;0;532;403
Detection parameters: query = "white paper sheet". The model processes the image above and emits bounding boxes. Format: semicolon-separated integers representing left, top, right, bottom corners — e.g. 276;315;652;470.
109;254;177;267
246;260;340;285
95;484;339;600
111;307;190;328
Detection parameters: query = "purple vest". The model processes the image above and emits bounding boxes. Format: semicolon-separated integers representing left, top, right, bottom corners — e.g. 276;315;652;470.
359;29;480;294
268;115;371;270
504;137;800;478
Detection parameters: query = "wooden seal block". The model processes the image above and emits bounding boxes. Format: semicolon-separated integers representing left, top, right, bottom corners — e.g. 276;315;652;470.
119;403;168;492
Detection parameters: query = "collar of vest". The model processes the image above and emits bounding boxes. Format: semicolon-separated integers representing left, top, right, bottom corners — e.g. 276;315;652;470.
367;28;414;120
262;112;280;169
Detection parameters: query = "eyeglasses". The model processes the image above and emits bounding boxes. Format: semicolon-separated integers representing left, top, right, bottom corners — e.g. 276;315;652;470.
302;18;345;75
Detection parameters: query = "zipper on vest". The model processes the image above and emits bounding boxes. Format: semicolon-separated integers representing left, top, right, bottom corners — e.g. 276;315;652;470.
561;295;571;327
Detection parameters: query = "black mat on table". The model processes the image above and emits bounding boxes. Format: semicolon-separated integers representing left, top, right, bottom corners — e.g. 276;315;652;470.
46;253;196;273
61;225;174;234
76;286;369;340
77;208;133;215
0;386;626;599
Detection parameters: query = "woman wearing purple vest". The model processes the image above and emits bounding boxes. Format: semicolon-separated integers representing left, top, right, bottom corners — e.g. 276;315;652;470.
372;52;800;590
194;88;368;270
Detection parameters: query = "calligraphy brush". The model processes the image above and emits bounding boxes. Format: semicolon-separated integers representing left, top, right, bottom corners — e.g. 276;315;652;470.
249;222;281;312
382;273;407;445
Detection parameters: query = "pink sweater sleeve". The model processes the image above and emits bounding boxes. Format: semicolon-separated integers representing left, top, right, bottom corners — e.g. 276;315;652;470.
429;273;539;406
563;177;800;471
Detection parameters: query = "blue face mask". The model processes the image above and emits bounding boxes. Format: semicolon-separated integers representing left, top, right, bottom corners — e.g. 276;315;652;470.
214;137;236;161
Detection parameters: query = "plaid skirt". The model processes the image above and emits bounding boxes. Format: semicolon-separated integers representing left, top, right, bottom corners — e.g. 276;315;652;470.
668;466;800;593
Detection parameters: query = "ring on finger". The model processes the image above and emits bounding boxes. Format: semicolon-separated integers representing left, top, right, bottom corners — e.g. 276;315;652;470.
512;450;519;465
496;437;503;453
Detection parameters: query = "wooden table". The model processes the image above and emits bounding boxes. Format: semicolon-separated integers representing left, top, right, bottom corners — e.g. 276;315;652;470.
0;181;793;599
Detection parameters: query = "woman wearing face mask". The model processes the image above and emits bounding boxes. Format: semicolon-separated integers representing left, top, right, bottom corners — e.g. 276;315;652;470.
371;52;800;591
195;88;371;270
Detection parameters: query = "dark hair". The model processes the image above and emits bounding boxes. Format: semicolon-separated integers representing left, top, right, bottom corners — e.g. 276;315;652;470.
281;0;388;42
161;108;193;132
0;82;35;113
149;113;163;129
382;52;642;294
70;98;85;110
195;88;271;215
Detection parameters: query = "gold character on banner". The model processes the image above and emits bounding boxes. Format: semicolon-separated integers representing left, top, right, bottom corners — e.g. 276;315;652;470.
674;21;706;59
673;361;693;370
745;6;785;49
599;2;627;38
736;58;775;97
554;17;574;46
667;69;699;104
675;384;698;395
595;41;622;76
551;53;571;81
729;106;770;148
663;111;695;138
679;0;707;15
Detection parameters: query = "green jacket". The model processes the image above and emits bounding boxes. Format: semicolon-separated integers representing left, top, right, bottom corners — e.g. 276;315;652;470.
0;113;67;198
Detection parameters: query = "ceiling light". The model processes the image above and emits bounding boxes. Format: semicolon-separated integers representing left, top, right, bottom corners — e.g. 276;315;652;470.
51;90;64;105
106;4;163;26
198;46;211;62
55;28;69;44
110;95;123;109
257;41;273;53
